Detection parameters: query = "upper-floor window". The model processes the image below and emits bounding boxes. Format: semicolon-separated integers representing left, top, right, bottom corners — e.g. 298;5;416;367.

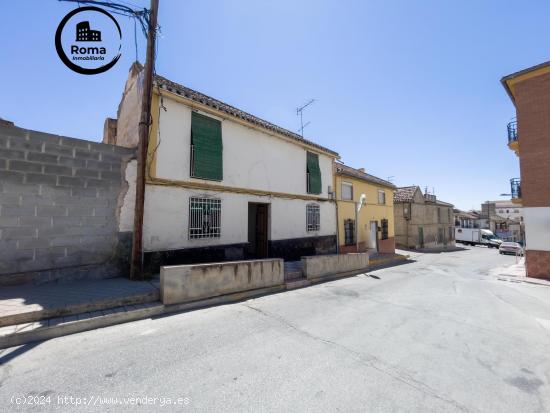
341;182;353;200
190;112;223;181
377;189;386;205
306;203;320;231
189;197;221;239
447;209;451;223
306;152;322;194
437;207;441;223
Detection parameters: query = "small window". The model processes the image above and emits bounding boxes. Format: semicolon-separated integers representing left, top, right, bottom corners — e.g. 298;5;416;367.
381;219;389;240
189;197;221;239
306;204;320;231
377;190;386;205
513;209;519;213
341;182;353;200
344;219;356;245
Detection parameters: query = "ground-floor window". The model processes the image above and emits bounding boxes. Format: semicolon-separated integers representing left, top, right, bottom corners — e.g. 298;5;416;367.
306;203;320;231
344;219;355;245
381;219;389;240
189;197;221;239
448;227;453;241
438;227;444;244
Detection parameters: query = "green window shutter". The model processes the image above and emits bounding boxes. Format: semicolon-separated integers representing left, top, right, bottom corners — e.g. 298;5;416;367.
191;112;223;181
306;152;322;194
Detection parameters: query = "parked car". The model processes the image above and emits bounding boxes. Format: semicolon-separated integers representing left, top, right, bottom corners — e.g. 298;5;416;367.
499;242;524;255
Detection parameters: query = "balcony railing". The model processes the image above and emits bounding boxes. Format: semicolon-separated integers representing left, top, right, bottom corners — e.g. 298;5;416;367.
507;120;518;144
510;178;521;200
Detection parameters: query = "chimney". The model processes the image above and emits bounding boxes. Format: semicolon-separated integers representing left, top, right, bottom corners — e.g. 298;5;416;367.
357;168;365;173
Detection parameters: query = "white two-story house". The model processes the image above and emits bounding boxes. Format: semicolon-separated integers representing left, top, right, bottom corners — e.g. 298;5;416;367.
111;63;338;273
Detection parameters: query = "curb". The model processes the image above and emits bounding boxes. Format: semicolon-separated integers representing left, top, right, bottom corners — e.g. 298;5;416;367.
0;286;286;350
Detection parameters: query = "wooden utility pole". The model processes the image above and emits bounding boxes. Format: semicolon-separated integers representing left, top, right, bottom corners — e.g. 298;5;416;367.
130;0;159;280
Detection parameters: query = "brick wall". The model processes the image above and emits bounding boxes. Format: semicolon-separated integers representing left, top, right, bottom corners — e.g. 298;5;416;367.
0;124;136;286
515;71;550;207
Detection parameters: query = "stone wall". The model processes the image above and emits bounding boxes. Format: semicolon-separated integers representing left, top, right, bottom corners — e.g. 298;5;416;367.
0;124;136;286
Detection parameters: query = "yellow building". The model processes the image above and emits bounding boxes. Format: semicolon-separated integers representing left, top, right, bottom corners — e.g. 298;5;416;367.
334;163;396;254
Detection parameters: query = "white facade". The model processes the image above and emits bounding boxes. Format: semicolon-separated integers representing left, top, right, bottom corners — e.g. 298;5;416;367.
143;92;337;252
494;201;523;221
154;97;333;197
143;186;336;251
523;207;550;251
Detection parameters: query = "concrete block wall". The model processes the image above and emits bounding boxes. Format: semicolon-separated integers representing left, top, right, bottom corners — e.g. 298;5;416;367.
0;124;136;286
302;253;369;280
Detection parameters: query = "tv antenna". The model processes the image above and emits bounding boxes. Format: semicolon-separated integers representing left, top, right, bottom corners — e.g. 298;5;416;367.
296;99;315;138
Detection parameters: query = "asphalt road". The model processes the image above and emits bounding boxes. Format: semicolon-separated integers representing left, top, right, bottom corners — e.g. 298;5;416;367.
1;246;550;412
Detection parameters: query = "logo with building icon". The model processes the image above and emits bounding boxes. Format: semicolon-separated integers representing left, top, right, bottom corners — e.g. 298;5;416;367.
55;6;122;75
76;21;101;42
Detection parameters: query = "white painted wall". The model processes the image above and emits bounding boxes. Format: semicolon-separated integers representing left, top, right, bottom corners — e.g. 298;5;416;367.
153;95;334;197
523;207;550;251
143;185;336;251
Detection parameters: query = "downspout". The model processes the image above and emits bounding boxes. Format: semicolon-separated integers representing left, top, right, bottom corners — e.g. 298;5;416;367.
335;200;339;254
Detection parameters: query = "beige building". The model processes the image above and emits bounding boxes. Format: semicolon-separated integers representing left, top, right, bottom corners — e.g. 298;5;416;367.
393;186;454;250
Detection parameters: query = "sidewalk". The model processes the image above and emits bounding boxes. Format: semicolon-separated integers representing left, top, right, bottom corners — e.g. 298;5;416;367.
369;251;410;268
489;258;550;287
0;277;159;327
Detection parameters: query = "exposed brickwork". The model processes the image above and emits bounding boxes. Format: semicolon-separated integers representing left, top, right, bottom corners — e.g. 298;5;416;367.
525;250;550;279
514;72;550;207
0;125;135;285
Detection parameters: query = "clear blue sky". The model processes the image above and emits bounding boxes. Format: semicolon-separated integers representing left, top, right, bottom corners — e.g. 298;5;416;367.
1;0;549;210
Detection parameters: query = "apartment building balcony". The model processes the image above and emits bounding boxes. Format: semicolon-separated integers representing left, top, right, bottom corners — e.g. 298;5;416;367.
507;120;519;155
510;178;522;204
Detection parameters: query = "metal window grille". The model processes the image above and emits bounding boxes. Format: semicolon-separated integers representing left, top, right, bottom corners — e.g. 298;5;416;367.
306;204;320;231
381;219;389;240
189;197;221;239
344;219;355;245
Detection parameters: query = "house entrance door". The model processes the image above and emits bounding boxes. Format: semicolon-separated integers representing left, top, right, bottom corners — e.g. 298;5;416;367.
369;221;378;251
248;203;269;258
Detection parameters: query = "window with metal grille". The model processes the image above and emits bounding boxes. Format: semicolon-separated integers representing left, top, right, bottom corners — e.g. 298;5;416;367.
344;219;355;245
381;219;389;240
189;197;221;239
306;203;320;231
378;189;386;205
341;182;353;200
